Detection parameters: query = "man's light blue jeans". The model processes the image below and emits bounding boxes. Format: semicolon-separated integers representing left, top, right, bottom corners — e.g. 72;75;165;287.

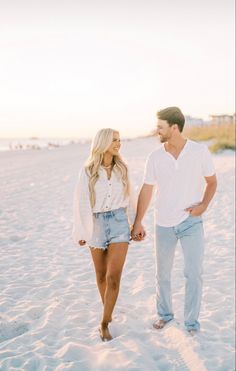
155;215;204;331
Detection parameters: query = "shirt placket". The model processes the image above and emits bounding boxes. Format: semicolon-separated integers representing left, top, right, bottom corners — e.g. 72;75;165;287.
104;177;112;211
172;150;186;171
175;148;187;170
165;142;188;171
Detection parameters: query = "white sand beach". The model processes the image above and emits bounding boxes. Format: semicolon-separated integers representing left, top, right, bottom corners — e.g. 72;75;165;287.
0;137;235;371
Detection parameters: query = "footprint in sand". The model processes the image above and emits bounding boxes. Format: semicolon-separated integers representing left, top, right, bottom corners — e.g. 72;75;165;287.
9;235;25;242
26;306;44;320
0;321;29;343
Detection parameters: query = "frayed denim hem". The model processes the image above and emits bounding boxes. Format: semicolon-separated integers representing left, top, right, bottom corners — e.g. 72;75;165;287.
89;245;107;251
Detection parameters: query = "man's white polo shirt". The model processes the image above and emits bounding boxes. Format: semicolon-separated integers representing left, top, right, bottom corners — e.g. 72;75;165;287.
143;140;215;227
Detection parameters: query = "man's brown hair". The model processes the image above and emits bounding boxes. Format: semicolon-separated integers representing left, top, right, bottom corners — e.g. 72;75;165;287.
157;107;185;132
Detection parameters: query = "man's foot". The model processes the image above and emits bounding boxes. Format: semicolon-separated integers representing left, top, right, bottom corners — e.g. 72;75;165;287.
153;319;171;330
99;322;113;342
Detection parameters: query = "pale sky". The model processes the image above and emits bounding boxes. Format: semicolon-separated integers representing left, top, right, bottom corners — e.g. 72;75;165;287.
0;0;235;138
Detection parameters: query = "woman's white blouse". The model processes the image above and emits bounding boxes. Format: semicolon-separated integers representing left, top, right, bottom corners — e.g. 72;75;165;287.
93;167;131;212
72;166;136;244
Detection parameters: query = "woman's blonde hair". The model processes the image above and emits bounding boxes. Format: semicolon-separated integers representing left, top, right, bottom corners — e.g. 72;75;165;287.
85;128;130;208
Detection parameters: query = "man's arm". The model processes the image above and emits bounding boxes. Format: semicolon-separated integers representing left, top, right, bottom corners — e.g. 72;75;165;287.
185;174;217;216
131;184;154;240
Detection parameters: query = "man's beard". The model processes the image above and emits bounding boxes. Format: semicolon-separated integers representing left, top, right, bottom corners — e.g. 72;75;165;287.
159;136;168;143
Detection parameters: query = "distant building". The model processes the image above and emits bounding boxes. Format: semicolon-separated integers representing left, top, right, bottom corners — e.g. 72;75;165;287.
185;115;205;126
210;114;235;125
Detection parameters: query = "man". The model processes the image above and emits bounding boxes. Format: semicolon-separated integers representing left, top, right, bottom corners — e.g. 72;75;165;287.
132;107;217;334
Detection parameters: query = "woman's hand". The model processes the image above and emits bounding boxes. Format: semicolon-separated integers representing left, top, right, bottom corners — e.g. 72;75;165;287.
79;240;86;246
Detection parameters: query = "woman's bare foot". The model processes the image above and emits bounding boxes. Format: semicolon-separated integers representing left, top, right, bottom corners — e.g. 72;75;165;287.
99;322;113;341
153;319;170;330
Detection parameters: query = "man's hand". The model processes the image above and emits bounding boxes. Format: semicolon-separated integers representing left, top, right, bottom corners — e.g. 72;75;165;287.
186;175;217;217
131;222;146;241
185;202;207;216
79;240;86;246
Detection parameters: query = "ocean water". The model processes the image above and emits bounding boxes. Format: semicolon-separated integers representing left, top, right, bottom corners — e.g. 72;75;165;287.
0;138;89;151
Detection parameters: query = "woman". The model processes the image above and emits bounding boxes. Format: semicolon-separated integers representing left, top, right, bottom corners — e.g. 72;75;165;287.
73;128;136;341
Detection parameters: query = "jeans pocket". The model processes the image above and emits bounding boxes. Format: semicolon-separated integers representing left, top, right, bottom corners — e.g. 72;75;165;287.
180;215;202;234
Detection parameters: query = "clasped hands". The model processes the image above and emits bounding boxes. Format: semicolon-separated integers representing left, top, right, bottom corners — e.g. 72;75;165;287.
131;222;146;242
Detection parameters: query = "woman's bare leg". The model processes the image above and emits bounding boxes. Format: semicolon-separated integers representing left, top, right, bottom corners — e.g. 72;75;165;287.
101;242;128;340
90;247;108;304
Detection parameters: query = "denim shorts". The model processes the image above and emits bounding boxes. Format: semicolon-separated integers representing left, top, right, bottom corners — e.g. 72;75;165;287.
89;207;131;250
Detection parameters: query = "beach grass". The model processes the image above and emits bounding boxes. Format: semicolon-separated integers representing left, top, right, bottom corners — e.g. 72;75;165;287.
184;123;236;153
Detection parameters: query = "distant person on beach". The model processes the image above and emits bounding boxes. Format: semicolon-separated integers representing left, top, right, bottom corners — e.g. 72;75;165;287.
131;107;217;335
73;128;136;341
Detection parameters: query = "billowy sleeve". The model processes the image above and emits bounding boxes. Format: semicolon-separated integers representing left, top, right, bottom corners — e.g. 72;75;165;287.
72;167;93;245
